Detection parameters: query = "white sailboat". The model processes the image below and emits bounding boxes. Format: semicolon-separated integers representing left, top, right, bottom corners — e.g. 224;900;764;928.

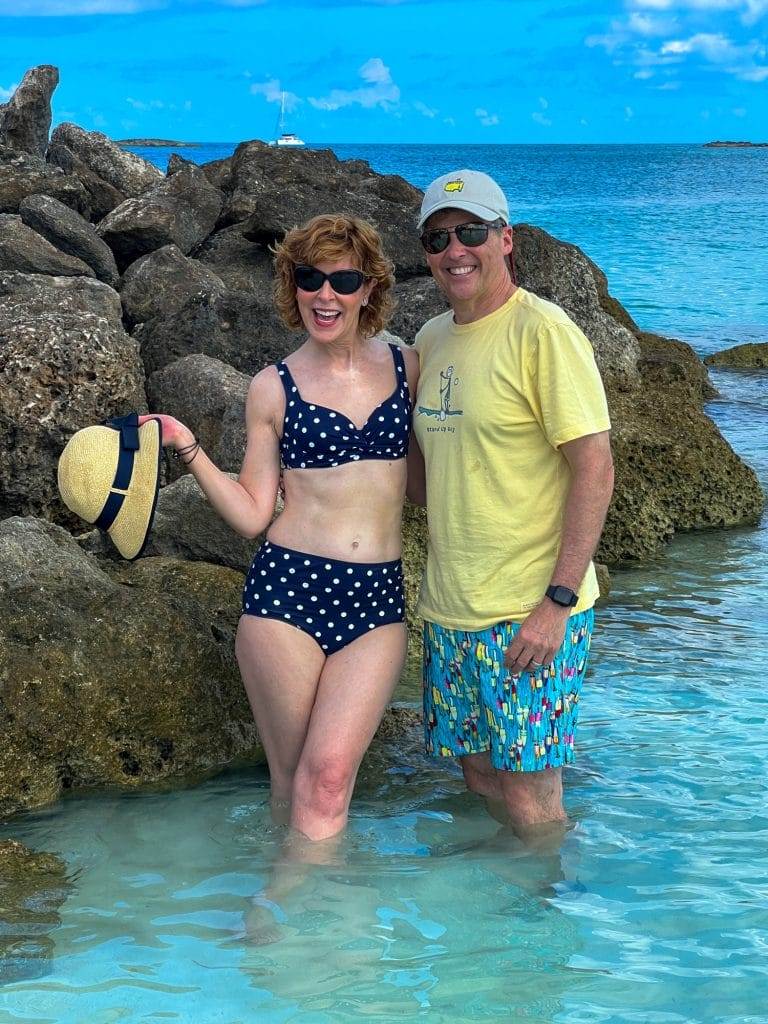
271;92;305;147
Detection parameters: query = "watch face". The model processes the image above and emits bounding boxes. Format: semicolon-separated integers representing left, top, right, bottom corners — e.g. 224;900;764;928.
548;585;578;606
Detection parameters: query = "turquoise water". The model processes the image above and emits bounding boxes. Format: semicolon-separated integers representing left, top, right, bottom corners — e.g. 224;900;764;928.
1;147;767;1022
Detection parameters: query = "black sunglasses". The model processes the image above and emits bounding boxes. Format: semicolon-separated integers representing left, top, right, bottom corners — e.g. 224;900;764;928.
420;219;504;255
294;265;366;295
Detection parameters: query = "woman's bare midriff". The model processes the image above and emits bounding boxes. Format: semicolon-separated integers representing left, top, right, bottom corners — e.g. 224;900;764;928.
266;457;407;563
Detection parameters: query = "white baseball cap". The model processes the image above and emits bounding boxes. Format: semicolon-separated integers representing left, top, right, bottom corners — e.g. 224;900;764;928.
418;169;509;230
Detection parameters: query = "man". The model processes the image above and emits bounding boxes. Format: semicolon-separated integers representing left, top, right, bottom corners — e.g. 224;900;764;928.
407;169;614;836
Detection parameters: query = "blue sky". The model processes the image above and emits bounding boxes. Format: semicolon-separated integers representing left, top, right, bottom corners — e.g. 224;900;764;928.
1;0;766;143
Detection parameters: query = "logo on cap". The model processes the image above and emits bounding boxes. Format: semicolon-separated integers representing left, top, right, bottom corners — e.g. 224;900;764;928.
443;179;464;193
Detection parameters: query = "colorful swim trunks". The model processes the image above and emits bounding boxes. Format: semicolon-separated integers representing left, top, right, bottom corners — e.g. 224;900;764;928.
423;610;594;772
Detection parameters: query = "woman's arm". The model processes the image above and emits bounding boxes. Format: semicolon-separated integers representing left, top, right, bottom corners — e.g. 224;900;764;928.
142;368;283;540
400;345;426;506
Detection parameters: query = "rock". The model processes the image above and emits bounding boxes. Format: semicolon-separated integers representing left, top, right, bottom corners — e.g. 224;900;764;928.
0;213;94;277
45;139;127;221
120;244;226;327
638;331;717;400
97;162;224;271
401;500;428;680
389;276;449;345
0;65;58;159
704;341;768;369
0;839;72;982
193;223;275;300
599;340;764;563
0;145;89;216
0;305;145;524
513;223;640;386
138;473;258;570
19;193;119;286
146;353;249;474
0;270;122;324
47;122;162;199
594;562;611;601
216;142;426;279
0;517;260;818
135;288;297;377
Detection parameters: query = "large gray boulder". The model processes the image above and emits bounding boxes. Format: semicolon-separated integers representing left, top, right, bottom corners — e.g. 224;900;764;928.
0;146;88;215
0;517;260;818
47;123;161;199
0;65;58;159
0;297;145;523
146;353;250;475
193;223;275;301
19;193;119;286
98;162;224;271
0;270;121;324
211;141;426;279
120;244;226;327
0;213;94;277
45;139;127;221
135;288;296;377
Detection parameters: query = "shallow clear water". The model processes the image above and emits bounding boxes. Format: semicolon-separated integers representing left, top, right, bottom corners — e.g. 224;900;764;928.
2;148;766;1022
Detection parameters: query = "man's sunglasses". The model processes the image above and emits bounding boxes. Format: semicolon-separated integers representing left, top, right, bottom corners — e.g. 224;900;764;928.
420;219;504;255
293;265;366;295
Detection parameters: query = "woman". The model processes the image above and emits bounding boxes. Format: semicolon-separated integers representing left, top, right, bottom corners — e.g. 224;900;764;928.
145;214;418;843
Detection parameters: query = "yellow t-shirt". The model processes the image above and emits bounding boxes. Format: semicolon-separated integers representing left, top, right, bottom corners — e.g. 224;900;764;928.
413;288;611;630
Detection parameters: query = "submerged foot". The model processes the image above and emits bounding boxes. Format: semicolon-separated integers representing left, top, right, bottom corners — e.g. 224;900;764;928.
242;897;287;946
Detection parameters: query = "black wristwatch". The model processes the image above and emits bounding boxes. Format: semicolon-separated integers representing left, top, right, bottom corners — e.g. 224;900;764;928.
546;585;579;608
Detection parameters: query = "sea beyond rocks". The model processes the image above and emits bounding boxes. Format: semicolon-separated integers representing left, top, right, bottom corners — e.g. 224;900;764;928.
0;65;765;821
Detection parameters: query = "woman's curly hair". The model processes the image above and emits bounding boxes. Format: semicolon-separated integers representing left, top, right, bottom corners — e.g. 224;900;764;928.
273;214;395;339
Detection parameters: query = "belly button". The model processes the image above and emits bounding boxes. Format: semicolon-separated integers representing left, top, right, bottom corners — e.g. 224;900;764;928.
351;540;359;550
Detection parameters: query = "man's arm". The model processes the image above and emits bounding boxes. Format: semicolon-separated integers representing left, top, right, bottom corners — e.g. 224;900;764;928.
504;430;614;674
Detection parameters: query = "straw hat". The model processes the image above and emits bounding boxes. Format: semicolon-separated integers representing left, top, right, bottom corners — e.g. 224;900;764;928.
57;412;162;561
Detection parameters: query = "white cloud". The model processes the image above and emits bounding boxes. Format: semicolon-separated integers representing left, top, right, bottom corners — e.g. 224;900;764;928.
656;79;681;87
443;116;456;126
625;106;635;118
475;107;500;126
414;100;437;118
629;11;676;34
538;96;549;109
250;79;301;112
126;96;166;111
309;58;400;112
634;68;655;77
0;82;19;102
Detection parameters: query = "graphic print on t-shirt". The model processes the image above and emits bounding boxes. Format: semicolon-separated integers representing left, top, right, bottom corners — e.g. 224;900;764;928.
417;364;464;421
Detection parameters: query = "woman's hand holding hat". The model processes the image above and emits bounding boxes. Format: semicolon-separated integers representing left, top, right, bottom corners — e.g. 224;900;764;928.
137;413;194;452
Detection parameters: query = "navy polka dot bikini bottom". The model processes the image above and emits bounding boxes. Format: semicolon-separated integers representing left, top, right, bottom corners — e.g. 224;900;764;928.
241;540;405;655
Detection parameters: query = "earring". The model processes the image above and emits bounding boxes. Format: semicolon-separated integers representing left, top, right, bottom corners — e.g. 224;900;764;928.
362;298;369;306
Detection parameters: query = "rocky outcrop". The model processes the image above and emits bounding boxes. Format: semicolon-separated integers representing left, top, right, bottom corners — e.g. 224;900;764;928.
0;517;260;817
120;244;226;327
98;162;223;270
0;839;72;982
0;270;121;323
0;276;145;523
48;122;162;200
146;353;249;475
135;288;296;377
19;193;119;286
0;213;95;277
704;341;768;369
211;141;426;279
0;65;58;159
0;146;89;215
193;223;275;300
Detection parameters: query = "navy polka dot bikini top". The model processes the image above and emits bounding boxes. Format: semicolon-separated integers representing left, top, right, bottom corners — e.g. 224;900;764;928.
276;343;412;470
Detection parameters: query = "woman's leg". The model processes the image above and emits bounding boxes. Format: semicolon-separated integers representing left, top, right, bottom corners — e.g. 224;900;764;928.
290;622;408;841
235;615;326;819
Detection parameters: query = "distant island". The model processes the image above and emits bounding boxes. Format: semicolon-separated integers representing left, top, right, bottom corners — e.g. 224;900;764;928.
703;141;768;148
115;138;202;148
